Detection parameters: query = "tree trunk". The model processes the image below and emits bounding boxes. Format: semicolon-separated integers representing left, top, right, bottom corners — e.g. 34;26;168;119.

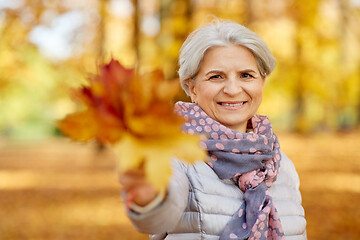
132;0;140;66
98;0;107;62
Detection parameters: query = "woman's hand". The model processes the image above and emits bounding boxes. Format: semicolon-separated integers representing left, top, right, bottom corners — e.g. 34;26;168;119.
119;168;159;207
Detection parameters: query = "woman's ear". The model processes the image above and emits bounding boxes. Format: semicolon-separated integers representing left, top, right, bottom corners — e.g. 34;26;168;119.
186;79;197;103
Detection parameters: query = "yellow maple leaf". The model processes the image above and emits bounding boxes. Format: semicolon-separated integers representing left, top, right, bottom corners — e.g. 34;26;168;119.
58;110;98;142
113;133;206;190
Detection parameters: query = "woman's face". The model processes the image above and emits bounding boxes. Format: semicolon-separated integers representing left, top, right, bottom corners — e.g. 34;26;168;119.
188;44;265;132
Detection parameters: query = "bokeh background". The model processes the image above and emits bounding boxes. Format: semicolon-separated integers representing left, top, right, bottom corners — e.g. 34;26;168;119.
0;0;360;239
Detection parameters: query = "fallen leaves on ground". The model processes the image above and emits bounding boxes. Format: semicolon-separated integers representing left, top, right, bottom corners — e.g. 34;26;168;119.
1;132;359;239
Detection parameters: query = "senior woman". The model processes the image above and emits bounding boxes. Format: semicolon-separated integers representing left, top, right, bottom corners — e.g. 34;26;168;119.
120;19;307;240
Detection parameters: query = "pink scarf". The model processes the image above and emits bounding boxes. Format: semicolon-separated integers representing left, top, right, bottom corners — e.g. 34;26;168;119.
175;101;285;240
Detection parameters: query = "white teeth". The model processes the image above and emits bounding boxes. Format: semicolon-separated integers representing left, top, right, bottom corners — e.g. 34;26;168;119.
220;102;245;106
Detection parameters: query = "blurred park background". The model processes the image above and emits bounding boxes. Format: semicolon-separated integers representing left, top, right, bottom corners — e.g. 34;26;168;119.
0;0;360;239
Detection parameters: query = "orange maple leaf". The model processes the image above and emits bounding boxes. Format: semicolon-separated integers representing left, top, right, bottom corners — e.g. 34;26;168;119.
58;59;206;190
59;59;133;143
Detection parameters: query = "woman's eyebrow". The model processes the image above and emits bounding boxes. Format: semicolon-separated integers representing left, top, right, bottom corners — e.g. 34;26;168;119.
239;69;257;74
205;70;224;75
204;69;260;76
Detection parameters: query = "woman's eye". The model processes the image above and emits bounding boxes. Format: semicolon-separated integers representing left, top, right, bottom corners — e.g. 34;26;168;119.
209;75;222;80
241;73;254;79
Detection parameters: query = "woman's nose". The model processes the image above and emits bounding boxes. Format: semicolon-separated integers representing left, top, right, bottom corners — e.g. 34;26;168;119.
223;78;243;96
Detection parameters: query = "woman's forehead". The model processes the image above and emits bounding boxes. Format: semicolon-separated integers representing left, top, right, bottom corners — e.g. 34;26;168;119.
199;45;259;73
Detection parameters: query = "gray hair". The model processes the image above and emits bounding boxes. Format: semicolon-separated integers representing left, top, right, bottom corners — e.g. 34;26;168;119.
178;19;276;96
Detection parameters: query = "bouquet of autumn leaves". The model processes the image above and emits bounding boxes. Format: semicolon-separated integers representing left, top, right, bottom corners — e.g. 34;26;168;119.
58;59;205;190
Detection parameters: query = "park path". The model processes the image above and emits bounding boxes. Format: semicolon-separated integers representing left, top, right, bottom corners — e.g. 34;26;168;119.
0;132;359;240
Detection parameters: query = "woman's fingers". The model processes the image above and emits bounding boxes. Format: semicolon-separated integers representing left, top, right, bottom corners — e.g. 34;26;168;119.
119;170;147;190
119;169;159;206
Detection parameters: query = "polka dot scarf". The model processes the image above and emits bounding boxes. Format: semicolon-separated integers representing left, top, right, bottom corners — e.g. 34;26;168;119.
175;101;285;240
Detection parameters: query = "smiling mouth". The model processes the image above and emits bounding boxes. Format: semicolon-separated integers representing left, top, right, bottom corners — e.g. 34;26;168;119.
218;101;247;106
